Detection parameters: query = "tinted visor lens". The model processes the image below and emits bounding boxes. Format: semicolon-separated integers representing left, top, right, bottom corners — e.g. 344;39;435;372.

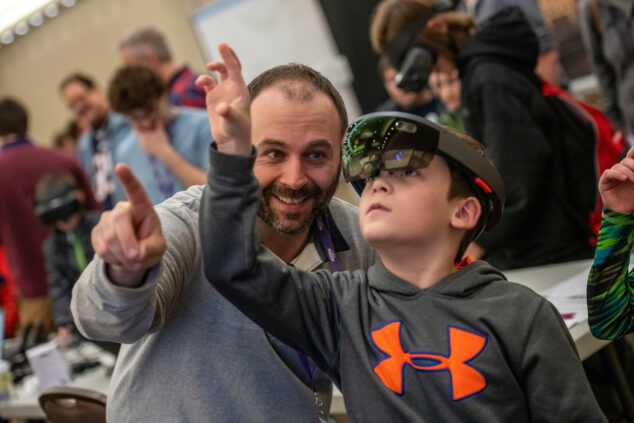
35;192;80;226
343;115;439;182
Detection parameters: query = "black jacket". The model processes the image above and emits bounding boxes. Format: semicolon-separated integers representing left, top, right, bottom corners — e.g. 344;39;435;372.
44;211;99;328
458;7;595;269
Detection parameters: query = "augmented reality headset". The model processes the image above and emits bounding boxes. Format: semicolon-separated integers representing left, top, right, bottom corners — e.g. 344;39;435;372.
35;190;81;226
387;0;459;92
342;111;505;234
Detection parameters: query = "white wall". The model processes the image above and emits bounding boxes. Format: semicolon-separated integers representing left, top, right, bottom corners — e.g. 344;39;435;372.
0;0;207;145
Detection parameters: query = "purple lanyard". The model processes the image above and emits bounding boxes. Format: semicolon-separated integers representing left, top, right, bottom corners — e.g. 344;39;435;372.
148;155;176;199
316;217;341;272
297;216;341;392
147;122;176;199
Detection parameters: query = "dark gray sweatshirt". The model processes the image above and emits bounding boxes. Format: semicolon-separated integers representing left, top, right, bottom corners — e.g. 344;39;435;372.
200;147;607;423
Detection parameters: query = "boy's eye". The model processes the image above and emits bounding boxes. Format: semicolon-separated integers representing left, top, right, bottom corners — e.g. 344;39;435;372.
403;169;419;177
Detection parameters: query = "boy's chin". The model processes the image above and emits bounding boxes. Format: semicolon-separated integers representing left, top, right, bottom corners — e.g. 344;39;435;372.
362;229;395;250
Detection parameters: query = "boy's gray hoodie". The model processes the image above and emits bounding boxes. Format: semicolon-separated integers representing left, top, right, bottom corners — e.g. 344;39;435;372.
200;147;607;422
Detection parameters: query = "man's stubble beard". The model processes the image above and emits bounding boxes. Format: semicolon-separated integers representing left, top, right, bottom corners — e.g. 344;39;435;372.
258;174;340;235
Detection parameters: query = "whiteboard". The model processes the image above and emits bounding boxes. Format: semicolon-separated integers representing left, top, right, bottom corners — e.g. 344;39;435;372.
190;0;361;119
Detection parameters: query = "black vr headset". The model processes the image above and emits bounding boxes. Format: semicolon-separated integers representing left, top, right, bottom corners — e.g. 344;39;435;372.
387;0;459;92
34;181;81;226
342;111;505;236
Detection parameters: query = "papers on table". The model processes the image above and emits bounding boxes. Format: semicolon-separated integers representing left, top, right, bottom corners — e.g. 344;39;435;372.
538;269;589;329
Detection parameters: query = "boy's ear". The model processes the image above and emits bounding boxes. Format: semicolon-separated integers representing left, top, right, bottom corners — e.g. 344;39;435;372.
451;196;481;231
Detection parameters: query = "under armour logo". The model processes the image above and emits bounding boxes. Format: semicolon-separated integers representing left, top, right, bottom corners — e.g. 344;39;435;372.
371;321;487;400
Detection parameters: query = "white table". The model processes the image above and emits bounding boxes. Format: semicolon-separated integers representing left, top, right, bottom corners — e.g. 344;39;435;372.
0;341;114;419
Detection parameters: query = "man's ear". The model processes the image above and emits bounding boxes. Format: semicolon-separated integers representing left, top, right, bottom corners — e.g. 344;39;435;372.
426;17;449;35
451;196;481;230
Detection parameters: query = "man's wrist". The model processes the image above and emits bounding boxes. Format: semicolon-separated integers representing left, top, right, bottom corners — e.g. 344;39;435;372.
106;263;148;288
216;142;251;157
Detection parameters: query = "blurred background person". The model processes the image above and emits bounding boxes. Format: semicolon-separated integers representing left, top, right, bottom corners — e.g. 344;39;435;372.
458;0;562;87
0;97;98;336
429;66;464;131
107;64;211;205
118;27;208;109
579;0;634;147
60;73;132;209
34;171;100;344
369;1;596;271
51;120;82;156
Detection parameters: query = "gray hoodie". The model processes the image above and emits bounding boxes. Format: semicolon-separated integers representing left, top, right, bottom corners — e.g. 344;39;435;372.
71;184;376;422
200;147;607;423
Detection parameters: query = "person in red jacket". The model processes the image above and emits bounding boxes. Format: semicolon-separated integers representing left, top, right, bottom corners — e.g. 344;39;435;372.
0;247;19;339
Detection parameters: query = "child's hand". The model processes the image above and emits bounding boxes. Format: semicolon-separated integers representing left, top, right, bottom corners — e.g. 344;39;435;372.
196;43;251;156
599;146;634;214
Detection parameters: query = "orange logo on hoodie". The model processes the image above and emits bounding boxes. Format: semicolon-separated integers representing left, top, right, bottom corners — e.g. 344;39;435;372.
371;321;487;400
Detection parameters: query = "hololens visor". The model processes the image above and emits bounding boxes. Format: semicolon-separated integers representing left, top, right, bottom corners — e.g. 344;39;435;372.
342;112;505;233
35;189;81;226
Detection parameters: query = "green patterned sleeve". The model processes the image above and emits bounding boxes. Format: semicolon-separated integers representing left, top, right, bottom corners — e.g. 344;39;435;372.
587;207;634;339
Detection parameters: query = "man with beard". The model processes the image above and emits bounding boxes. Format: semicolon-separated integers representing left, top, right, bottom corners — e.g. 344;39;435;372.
71;52;376;422
60;73;133;209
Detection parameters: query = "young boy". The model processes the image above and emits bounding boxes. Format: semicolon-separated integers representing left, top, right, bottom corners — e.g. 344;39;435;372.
587;146;634;340
34;172;100;342
196;44;605;422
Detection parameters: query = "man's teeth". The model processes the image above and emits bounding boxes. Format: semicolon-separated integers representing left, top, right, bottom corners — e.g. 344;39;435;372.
276;195;308;204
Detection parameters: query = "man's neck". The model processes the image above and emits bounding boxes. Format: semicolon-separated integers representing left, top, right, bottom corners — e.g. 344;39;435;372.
376;240;458;290
257;218;312;264
91;109;109;131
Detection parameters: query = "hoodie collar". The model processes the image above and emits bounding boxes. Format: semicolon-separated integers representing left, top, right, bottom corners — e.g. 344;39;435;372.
1;137;32;152
368;259;506;297
458;6;540;83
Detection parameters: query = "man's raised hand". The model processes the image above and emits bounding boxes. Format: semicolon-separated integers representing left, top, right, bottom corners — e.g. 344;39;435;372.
91;163;166;287
599;146;634;214
196;43;251;156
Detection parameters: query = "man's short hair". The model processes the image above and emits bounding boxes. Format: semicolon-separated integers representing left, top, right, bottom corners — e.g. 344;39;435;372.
118;27;172;63
59;73;97;92
108;65;166;114
0;98;28;137
443;127;491;262
248;64;348;138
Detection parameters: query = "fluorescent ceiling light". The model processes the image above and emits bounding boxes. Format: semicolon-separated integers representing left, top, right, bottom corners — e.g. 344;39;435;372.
0;0;57;35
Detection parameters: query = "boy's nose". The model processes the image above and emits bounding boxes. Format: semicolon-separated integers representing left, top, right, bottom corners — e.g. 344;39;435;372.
370;171;392;193
279;157;309;190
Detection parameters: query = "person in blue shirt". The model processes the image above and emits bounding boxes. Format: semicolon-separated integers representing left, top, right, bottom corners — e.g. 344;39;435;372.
60;73;132;209
107;65;211;205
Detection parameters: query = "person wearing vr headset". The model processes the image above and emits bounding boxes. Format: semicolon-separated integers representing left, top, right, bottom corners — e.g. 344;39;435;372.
370;0;597;271
197;45;604;422
0;97;98;337
34;172;100;343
